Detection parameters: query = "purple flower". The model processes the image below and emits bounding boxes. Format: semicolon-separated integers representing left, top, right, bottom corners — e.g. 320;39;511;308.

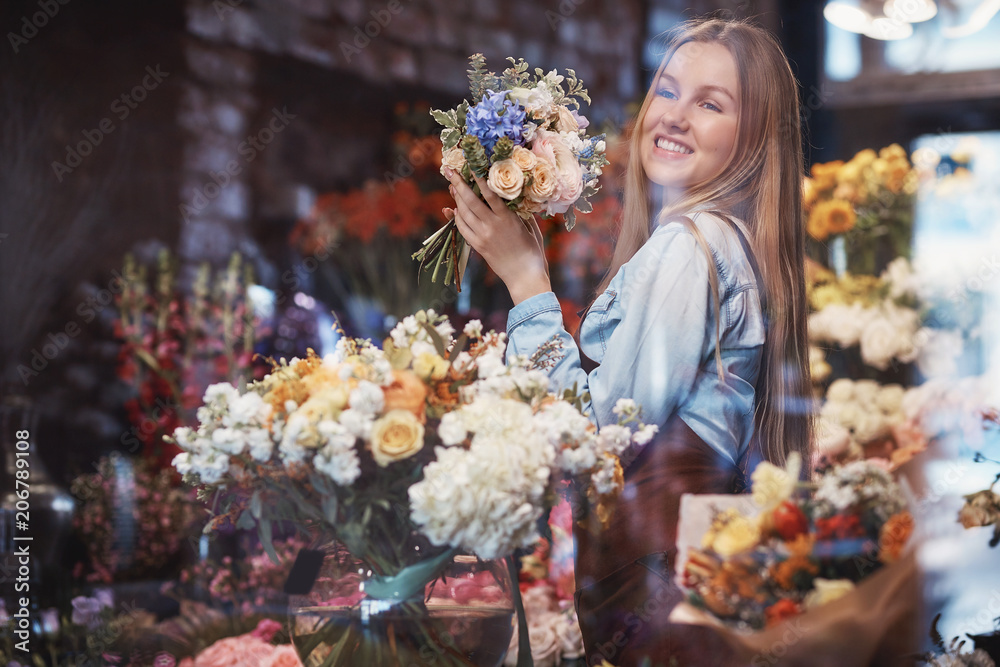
465;90;527;154
570;109;590;130
71;595;106;630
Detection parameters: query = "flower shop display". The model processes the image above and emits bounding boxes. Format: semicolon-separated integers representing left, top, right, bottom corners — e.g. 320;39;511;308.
957;411;1000;548
503;584;584;667
413;54;609;290
678;454;914;631
70;452;200;584
804;144;919;275
115;249;260;468
170;309;654;666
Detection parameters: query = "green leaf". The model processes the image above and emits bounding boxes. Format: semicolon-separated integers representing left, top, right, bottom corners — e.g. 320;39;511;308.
323;495;339;525
575;198;593;214
259;520;279;565
236;510;256;530
448;333;468;362
250;489;263;519
430;108;457;128
563;208;577;232
441;127;461;151
420;321;448;358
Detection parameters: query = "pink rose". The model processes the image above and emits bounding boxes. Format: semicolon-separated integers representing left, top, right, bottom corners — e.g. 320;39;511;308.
251;618;283;643
529;129;582;215
265;645;303;667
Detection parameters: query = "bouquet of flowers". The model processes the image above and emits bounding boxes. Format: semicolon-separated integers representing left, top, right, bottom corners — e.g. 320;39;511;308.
804;144;919;275
170;309;653;664
679;454;914;631
413;54;609;291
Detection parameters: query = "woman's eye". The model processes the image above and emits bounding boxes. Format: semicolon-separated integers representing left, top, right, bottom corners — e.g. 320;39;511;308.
702;101;722;112
657;88;678;100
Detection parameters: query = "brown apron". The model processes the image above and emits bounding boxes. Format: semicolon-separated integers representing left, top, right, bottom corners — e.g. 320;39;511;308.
573;415;748;667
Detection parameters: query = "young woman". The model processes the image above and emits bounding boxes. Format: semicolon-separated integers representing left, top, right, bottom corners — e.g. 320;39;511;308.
444;18;812;665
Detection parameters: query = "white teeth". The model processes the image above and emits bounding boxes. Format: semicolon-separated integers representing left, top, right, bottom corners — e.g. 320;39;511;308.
656;138;693;154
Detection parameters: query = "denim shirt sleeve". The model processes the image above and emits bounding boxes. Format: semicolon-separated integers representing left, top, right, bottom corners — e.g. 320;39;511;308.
506;224;713;430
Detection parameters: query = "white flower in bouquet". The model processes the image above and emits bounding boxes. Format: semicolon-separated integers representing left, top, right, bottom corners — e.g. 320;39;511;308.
826;378;856;404
875;384;906;415
750;451;802;511
815;416;852;458
814;460;906;520
853;379;881;406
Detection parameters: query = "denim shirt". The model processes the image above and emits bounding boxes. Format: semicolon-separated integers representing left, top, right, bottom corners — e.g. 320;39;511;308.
505;211;765;464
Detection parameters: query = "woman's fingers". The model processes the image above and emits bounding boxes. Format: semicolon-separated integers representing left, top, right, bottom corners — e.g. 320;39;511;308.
472;173;508;217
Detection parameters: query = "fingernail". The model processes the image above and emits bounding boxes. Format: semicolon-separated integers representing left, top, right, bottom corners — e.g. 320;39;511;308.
444;167;454;178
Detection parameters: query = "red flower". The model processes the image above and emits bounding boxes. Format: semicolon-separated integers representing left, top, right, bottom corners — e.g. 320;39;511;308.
815;514;865;540
772;501;809;541
765;598;801;626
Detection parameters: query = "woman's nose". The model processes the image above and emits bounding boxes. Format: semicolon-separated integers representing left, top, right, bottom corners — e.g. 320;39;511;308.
665;104;691;132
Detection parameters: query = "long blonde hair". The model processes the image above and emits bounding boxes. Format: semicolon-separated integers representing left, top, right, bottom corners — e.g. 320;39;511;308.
597;18;812;471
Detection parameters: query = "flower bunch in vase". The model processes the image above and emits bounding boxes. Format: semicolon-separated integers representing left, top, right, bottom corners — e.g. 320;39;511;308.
170;309;653;666
115;249;260;468
414;54;609;290
804;144;919;275
679;455;914;631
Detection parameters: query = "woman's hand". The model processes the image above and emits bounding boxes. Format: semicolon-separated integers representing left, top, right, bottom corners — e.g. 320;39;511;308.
442;167;551;305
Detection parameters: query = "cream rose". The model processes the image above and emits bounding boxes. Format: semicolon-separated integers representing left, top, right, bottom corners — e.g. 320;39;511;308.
803;578;855;609
527;620;561;667
413;352;449;381
511;145;537;171
440;146;466;176
750;452;801;511
487;159;525;200
369;409;424;466
554;105;579;132
525;159;557;204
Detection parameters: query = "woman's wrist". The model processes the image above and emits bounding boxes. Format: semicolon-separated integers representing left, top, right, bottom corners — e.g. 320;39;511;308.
507;274;552;306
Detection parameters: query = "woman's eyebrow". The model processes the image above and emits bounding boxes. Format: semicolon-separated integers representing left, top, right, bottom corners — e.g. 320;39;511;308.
658;73;736;103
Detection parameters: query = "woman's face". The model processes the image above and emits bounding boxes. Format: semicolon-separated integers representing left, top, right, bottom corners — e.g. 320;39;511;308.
639;41;740;203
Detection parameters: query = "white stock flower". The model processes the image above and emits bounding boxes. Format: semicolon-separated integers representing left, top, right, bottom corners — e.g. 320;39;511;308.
246;428;274;461
632;423;659;446
338;408;374;439
314;423;361;486
596;424;632;456
612;398;638;417
348;380;384;415
463;319;483;338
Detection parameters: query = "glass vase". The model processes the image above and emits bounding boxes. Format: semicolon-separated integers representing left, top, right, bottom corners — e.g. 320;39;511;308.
288;542;515;667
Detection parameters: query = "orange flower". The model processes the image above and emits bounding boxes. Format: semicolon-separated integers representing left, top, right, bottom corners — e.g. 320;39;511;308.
382;369;428;421
770;552;818;590
879;511;914;563
807;199;856;240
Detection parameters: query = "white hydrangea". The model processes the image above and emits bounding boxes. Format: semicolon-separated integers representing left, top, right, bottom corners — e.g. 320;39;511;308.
437;412;468;446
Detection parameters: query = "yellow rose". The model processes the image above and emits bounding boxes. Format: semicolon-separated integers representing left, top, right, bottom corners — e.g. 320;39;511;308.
487;159;525;200
413;352;449;381
555;105;579;132
526;159;557;203
369;409;424;466
803;579;855;609
440;146;466;176
511;145;537;172
711;514;761;557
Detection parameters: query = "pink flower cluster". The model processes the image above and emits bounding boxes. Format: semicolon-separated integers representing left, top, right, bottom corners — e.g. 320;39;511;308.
178;620;301;667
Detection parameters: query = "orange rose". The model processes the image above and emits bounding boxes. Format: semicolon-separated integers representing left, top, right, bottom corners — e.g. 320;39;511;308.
382;369;428;421
879;511;914;563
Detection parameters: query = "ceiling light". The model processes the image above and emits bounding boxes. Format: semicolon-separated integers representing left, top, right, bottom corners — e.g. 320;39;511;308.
883;0;938;23
866;16;915;39
824;1;874;34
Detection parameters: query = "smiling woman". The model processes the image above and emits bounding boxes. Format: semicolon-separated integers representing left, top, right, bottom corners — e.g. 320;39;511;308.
445;15;814;665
